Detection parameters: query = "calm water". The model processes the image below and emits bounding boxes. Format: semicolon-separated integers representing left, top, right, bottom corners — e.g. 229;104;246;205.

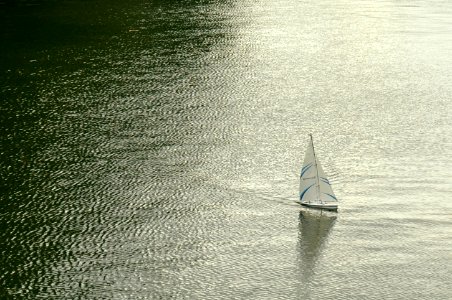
1;0;452;299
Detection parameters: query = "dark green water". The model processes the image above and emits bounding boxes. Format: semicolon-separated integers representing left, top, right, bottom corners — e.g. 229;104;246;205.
1;0;452;299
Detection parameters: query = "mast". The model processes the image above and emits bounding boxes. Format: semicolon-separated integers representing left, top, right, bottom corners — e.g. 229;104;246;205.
309;134;322;203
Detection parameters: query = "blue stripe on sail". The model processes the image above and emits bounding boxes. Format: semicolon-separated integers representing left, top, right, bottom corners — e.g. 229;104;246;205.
302;163;312;172
300;184;315;201
320;177;330;184
323;193;337;201
301;164;313;177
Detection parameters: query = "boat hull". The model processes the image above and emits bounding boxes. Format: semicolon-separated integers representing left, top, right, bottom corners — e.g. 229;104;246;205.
300;202;338;211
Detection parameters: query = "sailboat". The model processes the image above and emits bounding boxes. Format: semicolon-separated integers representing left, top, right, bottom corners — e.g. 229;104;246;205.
299;134;338;211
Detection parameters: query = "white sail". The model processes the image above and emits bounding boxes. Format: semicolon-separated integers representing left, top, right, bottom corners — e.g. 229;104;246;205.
299;135;338;207
316;158;338;204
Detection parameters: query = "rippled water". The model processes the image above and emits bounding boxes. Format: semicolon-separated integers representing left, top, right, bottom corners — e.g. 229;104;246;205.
1;0;452;299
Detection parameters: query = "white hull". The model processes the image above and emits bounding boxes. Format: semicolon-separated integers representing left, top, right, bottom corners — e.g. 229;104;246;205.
300;201;338;211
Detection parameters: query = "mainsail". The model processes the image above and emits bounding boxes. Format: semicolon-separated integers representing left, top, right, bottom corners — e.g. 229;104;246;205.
299;135;338;205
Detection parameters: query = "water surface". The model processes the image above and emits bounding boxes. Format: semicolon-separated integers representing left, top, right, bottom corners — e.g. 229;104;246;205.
1;0;451;299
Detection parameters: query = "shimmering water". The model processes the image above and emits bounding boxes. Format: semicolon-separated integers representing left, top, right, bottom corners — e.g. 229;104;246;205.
1;0;452;299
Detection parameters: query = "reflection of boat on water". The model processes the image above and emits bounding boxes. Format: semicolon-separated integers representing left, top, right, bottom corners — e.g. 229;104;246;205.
297;209;337;281
299;134;338;211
